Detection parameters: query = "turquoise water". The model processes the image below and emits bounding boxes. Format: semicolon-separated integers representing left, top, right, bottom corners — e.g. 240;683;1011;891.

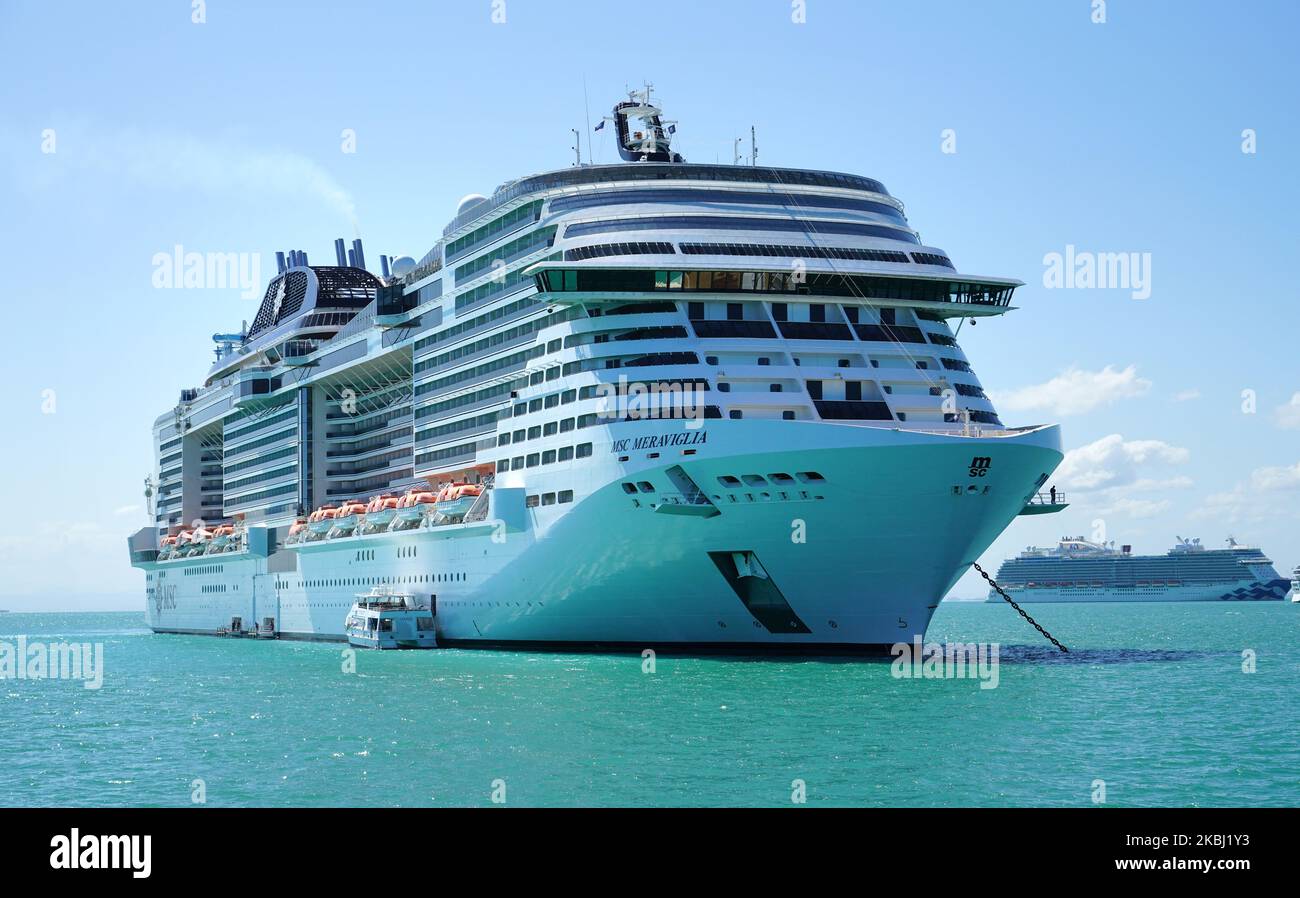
1;603;1297;807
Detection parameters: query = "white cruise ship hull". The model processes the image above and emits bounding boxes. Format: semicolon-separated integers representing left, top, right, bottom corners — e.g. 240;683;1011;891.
987;581;1291;603
139;419;1063;651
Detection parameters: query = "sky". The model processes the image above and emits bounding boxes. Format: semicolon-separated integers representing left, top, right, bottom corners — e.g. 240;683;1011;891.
0;0;1297;608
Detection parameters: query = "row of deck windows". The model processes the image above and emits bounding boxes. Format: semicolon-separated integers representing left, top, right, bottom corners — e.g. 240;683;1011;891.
497;442;593;473
538;269;1014;306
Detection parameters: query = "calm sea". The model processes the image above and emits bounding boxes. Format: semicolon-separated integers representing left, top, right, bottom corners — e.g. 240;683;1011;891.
2;602;1297;807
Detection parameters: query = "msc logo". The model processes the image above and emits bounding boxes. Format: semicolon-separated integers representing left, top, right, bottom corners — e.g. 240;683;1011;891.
968;457;992;478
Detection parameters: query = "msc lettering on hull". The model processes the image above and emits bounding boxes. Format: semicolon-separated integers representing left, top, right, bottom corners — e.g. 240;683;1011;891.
611;430;708;454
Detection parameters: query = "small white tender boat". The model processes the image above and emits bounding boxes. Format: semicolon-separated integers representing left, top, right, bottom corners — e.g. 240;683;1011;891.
345;587;438;650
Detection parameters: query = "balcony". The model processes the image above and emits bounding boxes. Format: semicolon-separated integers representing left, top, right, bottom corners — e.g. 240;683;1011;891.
690;319;777;339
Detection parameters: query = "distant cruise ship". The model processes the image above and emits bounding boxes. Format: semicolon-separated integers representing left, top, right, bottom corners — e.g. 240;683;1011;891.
987;536;1290;603
127;88;1065;651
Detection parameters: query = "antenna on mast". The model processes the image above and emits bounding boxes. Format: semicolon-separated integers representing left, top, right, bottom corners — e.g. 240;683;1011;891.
582;75;593;163
751;125;758;166
733;137;743;165
571;128;581;166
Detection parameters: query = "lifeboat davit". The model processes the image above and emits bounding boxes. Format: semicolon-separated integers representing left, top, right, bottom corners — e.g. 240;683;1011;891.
330;500;367;535
395;487;438;521
363;494;401;528
307;505;340;534
433;482;483;517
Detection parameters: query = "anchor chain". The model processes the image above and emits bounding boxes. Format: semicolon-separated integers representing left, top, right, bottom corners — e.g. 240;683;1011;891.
972;562;1069;653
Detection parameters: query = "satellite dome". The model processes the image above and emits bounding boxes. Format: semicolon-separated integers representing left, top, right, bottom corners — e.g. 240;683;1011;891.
389;256;417;276
456;193;488;216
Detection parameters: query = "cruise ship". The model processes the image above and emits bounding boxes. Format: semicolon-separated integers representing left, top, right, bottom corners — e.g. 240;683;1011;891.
127;88;1065;651
986;536;1290;603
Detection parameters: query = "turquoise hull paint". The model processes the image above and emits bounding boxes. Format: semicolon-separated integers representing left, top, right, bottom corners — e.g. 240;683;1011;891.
140;419;1062;648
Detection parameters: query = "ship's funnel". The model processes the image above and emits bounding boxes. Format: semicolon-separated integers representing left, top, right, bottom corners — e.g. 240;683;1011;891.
347;248;356;267
380;254;391;278
335;238;347;267
275;251;286;273
352;239;366;271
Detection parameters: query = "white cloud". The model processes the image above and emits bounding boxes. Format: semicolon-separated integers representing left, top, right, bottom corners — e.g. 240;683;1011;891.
1055;434;1190;492
0;519;134;596
5;121;357;227
1173;389;1200;402
1249;461;1300;491
1274;393;1300;430
1191;460;1300;524
989;365;1151;417
1104;497;1171;519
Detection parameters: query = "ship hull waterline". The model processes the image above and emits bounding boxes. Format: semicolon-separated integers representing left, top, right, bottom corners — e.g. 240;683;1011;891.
139;420;1064;653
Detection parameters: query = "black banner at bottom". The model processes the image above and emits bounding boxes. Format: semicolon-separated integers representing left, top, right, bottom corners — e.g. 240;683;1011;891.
0;807;1287;883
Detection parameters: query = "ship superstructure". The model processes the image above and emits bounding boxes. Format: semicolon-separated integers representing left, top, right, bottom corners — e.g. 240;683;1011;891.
986;536;1289;603
128;89;1065;650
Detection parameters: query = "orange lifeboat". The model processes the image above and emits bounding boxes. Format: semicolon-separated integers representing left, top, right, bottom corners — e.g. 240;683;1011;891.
395;486;439;521
210;524;236;548
331;499;367;535
363;494;401;528
286;519;309;544
434;482;483;516
306;504;340;534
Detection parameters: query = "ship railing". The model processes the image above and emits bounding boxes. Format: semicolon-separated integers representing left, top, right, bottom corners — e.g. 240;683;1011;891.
462;481;494;524
1025;491;1066;506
